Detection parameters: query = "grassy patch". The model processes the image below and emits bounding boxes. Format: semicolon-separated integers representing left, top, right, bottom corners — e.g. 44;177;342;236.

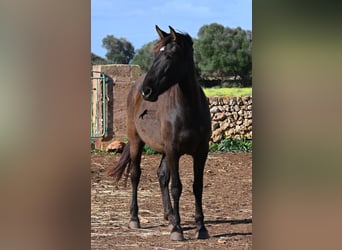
203;87;252;97
209;138;252;153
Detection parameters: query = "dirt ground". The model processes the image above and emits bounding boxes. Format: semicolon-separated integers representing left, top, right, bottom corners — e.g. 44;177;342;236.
91;152;252;249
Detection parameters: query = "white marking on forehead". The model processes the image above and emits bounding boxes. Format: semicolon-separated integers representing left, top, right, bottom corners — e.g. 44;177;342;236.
159;46;165;51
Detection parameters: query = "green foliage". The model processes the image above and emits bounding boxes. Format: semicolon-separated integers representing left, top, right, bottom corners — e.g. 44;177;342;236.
102;35;135;64
209;138;252;153
143;144;159;155
91;52;108;65
91;148;117;155
194;23;252;86
132;40;157;73
203;87;252;97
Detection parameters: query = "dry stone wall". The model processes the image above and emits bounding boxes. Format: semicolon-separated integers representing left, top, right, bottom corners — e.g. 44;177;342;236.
209;96;252;143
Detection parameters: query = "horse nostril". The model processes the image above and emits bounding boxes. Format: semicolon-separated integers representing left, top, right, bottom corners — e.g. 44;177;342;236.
141;87;152;98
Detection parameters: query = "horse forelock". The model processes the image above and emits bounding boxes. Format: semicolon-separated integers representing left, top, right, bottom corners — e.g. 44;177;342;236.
153;37;171;52
153;32;193;52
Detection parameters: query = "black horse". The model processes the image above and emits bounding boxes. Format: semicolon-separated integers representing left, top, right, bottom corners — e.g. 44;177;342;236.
106;25;211;241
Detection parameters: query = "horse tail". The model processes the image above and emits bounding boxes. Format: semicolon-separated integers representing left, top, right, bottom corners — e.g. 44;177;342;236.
105;141;131;182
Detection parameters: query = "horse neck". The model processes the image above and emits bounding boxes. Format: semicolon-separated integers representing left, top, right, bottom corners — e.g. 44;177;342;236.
176;72;202;111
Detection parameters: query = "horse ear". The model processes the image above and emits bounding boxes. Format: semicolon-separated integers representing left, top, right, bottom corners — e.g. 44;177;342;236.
169;26;177;41
156;25;168;39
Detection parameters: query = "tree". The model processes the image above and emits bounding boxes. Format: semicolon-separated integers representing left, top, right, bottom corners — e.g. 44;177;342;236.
131;40;157;73
91;52;108;65
194;23;226;78
194;23;252;86
102;35;135;64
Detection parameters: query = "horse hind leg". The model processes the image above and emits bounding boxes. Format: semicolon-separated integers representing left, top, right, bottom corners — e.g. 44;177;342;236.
128;139;144;229
192;147;210;239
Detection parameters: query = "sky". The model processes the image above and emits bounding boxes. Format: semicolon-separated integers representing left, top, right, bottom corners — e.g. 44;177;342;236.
91;0;252;58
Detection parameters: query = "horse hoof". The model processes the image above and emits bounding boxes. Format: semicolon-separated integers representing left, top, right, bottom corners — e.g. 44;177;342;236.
170;231;184;241
195;228;210;239
128;220;141;229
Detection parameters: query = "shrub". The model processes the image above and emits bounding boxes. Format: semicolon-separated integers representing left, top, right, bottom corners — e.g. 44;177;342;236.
209;138;252;152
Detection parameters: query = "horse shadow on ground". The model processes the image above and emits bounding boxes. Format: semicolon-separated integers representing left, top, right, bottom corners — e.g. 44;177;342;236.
181;218;252;238
139;218;252;238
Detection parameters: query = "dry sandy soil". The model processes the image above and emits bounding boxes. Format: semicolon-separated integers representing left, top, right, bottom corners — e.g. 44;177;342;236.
91;152;252;249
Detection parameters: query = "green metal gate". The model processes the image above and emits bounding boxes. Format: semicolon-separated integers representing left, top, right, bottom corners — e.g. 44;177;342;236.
90;70;107;138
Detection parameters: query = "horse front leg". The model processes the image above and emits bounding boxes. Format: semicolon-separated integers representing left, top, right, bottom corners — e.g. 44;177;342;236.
167;153;184;241
157;154;173;222
128;140;144;229
192;146;210;239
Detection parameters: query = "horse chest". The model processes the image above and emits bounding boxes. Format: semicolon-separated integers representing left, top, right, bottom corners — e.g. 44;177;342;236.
172;114;209;150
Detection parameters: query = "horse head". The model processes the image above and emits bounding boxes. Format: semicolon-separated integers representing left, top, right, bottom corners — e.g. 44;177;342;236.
140;25;194;101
